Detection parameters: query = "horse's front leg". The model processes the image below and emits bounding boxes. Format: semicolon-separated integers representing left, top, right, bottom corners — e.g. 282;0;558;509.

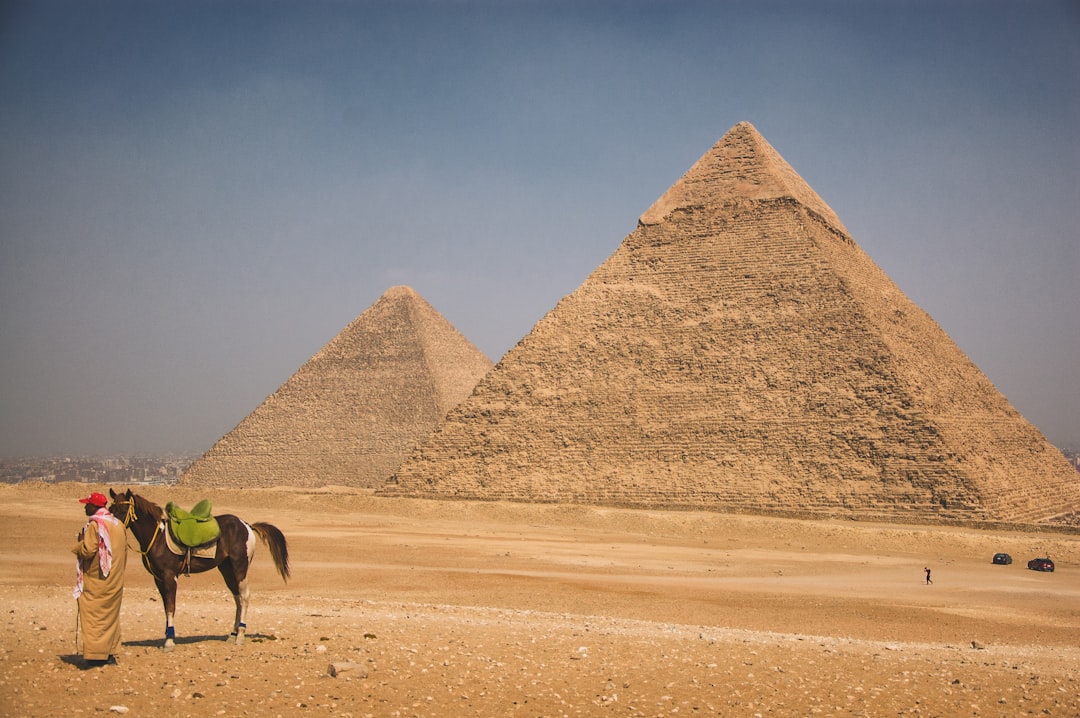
155;573;179;652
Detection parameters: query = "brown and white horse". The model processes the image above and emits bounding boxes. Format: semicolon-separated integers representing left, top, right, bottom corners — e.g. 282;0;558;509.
108;488;290;651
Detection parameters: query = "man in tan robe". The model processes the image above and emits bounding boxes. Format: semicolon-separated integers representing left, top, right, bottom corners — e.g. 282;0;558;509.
72;491;127;665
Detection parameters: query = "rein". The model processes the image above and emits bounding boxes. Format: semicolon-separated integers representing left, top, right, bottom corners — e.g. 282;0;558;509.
118;497;163;580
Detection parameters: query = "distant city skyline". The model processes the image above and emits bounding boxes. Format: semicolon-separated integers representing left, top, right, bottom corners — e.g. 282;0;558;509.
1;1;1077;457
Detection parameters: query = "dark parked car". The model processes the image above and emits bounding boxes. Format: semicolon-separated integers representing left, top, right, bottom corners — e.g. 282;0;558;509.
992;553;1012;565
1027;557;1055;572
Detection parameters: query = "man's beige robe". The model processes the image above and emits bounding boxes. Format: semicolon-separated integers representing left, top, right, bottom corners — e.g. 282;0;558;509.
72;512;127;660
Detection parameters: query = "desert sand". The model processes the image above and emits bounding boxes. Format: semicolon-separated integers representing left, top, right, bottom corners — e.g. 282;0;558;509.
1;481;1077;717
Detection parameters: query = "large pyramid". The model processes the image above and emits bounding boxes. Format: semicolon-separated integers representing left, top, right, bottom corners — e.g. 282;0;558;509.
180;286;493;489
380;122;1080;524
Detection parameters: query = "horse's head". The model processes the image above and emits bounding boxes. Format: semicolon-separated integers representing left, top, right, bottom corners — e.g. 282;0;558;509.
108;488;161;527
108;488;135;526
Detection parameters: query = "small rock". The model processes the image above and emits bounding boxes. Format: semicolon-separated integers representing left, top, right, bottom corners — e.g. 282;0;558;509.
328;662;368;678
971;640;986;650
109;707;129;714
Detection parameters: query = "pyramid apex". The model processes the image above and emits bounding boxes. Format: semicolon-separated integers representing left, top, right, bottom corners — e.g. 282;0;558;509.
639;122;848;235
384;285;418;298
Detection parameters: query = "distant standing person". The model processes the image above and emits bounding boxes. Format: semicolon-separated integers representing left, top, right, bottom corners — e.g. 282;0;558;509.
72;492;127;665
924;566;932;585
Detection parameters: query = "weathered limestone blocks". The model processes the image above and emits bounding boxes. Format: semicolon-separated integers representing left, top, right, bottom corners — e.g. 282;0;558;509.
180;286;492;489
381;123;1080;524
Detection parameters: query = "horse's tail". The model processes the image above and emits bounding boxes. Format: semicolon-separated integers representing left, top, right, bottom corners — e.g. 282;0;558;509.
251;522;290;582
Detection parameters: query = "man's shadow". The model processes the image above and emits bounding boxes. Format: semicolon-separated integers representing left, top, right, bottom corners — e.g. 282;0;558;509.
59;654;117;670
59;633;276;668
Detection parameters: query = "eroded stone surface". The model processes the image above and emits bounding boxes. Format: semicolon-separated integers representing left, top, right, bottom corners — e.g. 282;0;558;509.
381;123;1080;524
181;286;493;489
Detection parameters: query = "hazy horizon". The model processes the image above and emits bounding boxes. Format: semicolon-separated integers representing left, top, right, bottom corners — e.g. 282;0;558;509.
1;1;1077;457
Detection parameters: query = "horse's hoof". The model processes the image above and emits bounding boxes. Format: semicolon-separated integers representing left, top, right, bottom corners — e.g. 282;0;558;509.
163;644;175;653
227;633;237;644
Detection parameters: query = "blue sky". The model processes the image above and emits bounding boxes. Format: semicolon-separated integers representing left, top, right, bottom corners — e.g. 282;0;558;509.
1;0;1077;457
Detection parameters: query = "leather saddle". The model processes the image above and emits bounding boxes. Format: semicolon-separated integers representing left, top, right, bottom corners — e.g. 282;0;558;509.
165;499;221;549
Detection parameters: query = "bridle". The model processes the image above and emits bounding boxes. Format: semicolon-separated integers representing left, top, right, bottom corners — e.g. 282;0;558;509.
117;495;138;528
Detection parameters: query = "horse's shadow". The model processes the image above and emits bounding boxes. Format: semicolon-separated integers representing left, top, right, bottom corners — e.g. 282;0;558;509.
122;632;276;648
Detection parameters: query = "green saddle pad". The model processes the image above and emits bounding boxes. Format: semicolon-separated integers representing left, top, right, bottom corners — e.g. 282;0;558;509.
166;499;221;547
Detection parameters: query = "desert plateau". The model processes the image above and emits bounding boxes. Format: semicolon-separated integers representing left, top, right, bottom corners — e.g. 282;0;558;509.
0;481;1077;717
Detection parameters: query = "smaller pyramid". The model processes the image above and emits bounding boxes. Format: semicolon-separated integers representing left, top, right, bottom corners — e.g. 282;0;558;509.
180;286;493;489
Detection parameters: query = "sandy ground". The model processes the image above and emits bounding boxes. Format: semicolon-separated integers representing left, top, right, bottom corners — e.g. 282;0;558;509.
1;482;1078;717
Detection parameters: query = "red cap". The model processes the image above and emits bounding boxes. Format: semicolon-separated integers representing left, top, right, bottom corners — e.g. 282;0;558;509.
79;492;108;508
